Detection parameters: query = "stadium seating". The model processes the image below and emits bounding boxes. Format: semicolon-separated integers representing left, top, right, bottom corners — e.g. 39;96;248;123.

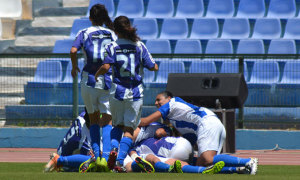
159;18;188;39
115;0;144;18
156;61;185;83
69;18;92;39
280;61;300;84
62;59;84;83
219;60;248;81
251;18;281;39
145;39;171;54
0;19;2;38
267;0;296;18
175;0;204;18
174;39;202;54
86;0;115;17
236;0;266;18
189;18;219;39
133;18;158;39
283;18;300;39
220;18;250;39
143;69;155;83
33;61;63;83
0;0;22;18
236;39;265;54
205;39;233;54
52;39;74;54
145;0;174;18
268;39;296;54
206;0;234;18
188;60;217;73
248;61;280;84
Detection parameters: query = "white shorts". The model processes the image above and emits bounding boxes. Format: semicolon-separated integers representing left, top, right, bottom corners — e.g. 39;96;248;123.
80;71;110;114
167;137;192;162
197;115;226;156
109;97;142;130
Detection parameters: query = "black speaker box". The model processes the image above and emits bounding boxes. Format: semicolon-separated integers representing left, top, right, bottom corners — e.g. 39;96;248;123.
166;73;248;109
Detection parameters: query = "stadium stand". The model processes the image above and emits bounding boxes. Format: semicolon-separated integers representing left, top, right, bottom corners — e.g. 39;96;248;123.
0;19;2;38
159;18;188;39
33;60;63;83
175;0;204;18
205;39;233;54
145;39;171;54
251;18;281;39
132;18;158;39
236;0;266;18
189;18;219;39
248;61;280;84
115;0;144;18
283;18;300;39
219;60;248;81
62;59;84;83
206;0;234;18
267;0;296;18
220;18;250;39
0;0;22;18
143;69;155;83
279;60;300;84
188;60;217;73
86;0;115;17
69;18;92;39
155;61;185;83
145;0;174;18
174;39;202;54
268;39;296;54
52;39;74;53
236;39;265;54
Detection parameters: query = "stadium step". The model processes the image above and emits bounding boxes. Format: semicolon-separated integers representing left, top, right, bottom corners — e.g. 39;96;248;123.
35;7;87;17
15;35;69;47
17;27;71;36
32;16;82;28
2;46;53;54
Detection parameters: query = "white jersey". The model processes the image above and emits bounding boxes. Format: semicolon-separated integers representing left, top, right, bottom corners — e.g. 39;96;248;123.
134;122;170;145
158;97;217;145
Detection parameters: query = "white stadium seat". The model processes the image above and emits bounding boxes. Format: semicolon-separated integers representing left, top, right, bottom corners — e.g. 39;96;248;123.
0;0;22;18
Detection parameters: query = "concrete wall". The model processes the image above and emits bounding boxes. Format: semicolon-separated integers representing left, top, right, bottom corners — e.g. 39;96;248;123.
0;128;300;150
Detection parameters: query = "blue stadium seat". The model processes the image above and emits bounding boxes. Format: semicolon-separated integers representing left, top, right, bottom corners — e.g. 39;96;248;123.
70;18;92;39
267;0;296;18
159;18;188;39
188;60;217;73
248;61;280;84
221;18;250;39
33;61;63;83
205;39;233;54
189;18;219;39
86;0;115;17
206;0;234;18
143;69;155;83
156;61;185;83
236;39;265;54
268;39;296;54
62;59;84;83
145;39;171;54
280;61;300;84
175;0;204;18
115;0;144;18
283;18;300;39
174;39;202;54
219;60;248;81
133;18;158;39
251;18;281;39
145;0;174;18
236;0;265;18
52;39;74;54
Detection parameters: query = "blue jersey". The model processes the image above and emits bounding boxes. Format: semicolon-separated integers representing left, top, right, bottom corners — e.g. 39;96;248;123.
103;39;156;100
57;111;91;156
158;97;217;145
73;26;117;89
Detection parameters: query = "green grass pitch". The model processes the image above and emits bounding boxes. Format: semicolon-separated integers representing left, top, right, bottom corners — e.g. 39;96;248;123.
0;163;300;180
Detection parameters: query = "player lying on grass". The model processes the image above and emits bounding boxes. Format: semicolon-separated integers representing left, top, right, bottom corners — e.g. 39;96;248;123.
139;91;258;175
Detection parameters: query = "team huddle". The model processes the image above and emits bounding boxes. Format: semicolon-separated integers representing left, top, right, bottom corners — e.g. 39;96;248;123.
44;4;258;175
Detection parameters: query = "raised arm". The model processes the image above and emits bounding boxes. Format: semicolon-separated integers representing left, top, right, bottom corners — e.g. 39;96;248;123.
139;111;162;127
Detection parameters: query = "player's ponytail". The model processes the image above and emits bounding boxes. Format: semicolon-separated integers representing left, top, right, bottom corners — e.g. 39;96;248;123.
113;16;140;42
89;4;113;30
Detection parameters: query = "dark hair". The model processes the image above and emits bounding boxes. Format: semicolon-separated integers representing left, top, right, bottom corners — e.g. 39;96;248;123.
83;107;90;129
113;16;140;42
159;91;174;98
89;4;114;30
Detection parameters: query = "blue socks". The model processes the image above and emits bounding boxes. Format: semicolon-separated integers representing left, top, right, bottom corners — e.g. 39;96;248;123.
110;127;123;149
213;154;251;167
90;124;100;159
182;165;206;173
117;137;133;165
154;161;171;172
219;167;238;174
102;124;112;161
57;154;91;168
131;161;142;172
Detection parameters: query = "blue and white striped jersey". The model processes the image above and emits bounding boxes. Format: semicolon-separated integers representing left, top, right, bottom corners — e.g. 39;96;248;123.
135;122;171;145
158;97;217;145
72;26;117;89
103;39;156;101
